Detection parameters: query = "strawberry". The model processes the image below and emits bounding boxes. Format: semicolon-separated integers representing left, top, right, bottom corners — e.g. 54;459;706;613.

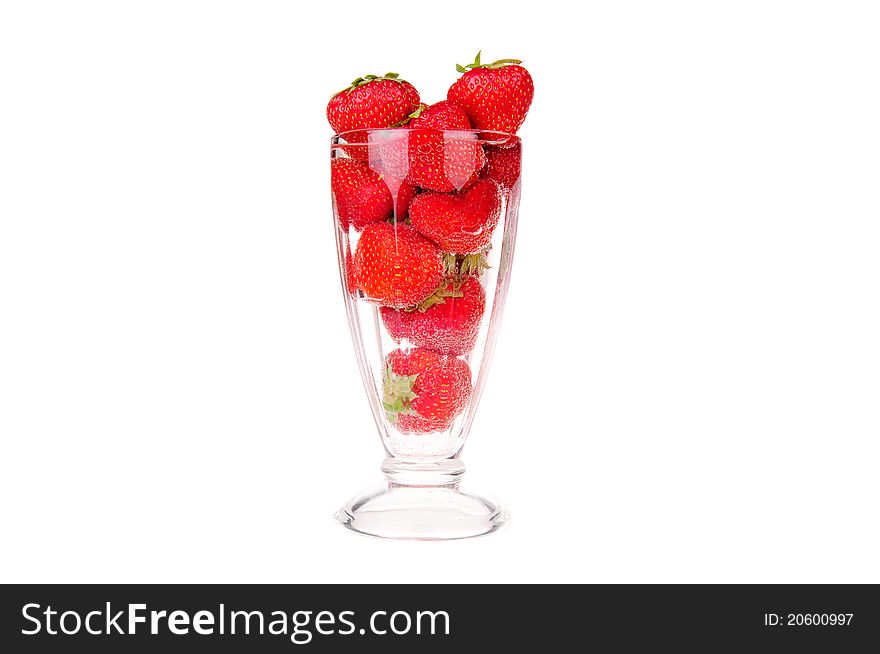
327;73;420;134
407;100;470;130
331;158;389;231
352;222;443;308
331;158;416;231
383;348;472;433
447;52;534;134
381;276;485;355
482;141;522;190
403;101;486;193
409;179;501;253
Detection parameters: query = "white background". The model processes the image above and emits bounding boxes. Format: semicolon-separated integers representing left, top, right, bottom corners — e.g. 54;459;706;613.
1;1;878;583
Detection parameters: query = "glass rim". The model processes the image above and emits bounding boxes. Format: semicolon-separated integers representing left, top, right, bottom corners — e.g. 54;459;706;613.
331;128;520;147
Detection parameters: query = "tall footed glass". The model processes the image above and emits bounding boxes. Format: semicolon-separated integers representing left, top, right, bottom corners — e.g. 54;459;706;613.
331;127;521;539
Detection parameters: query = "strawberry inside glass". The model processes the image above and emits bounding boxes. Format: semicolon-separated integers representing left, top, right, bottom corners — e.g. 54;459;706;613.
331;128;521;539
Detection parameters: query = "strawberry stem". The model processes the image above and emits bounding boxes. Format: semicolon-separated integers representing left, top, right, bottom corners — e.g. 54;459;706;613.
412;282;464;312
390;103;427;127
455;51;522;73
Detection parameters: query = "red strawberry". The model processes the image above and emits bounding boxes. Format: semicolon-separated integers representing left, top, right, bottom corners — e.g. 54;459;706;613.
447;53;533;134
331;158;389;231
383;348;472;433
409;179;501;253
332;158;416;231
407;100;469;130
482;141;522;190
403;101;486;193
381;276;485;355
327;73;420;134
352;222;443;308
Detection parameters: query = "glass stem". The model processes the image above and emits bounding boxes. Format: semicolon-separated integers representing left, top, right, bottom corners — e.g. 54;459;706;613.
381;457;466;488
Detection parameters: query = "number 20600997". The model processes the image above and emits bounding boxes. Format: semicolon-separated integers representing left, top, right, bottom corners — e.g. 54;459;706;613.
764;613;853;626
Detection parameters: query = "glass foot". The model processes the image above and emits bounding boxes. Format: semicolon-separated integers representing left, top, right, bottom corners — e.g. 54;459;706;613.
336;483;509;541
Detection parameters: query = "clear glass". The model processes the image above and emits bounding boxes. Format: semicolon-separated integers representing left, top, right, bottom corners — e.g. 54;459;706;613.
331;127;521;539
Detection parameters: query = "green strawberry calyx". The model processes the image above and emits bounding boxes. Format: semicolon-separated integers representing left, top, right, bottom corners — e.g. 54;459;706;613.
443;249;492;278
460;251;491;277
443;253;459;277
391;103;427;128
333;72;408;97
455;51;522;74
411;281;464;312
383;364;419;424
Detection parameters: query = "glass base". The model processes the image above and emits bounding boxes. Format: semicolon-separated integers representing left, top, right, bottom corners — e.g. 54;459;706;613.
335;459;509;540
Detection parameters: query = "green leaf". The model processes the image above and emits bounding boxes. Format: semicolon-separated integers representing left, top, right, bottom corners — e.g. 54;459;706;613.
382;365;421;422
443;253;459;277
456;64;467;73
474;50;482;66
460;251;491;277
385;72;399;79
419;294;446;311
